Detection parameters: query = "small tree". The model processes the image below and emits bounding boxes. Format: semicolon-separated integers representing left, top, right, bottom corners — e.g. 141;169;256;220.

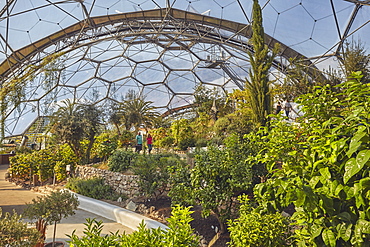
0;208;41;247
169;134;258;234
340;40;370;83
246;0;279;126
133;154;183;200
24;190;79;246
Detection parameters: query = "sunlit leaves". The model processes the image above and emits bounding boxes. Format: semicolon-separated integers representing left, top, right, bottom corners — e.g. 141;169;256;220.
251;72;370;246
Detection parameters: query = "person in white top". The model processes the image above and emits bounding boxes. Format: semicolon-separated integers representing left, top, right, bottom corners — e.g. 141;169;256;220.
284;99;292;118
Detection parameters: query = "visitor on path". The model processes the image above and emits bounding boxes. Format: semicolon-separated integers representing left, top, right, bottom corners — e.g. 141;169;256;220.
275;102;282;115
284;99;293;118
146;134;153;154
135;132;143;153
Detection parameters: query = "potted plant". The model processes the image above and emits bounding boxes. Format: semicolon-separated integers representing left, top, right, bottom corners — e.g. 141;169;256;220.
24;190;79;247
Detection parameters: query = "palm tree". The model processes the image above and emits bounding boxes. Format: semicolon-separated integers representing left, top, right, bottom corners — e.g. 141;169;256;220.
50;99;85;158
50;99;102;163
108;102;125;135
120;90;160;132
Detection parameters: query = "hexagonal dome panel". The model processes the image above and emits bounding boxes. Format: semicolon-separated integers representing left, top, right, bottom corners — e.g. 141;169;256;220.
0;0;368;137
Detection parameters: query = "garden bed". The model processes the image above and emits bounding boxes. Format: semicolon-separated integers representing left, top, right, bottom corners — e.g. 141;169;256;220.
8;177;230;246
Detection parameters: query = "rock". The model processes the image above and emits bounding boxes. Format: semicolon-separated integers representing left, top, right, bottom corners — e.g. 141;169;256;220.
126;200;137;211
200;238;208;247
282;211;291;217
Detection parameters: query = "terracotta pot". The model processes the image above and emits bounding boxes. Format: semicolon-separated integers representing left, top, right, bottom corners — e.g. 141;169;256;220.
44;241;65;247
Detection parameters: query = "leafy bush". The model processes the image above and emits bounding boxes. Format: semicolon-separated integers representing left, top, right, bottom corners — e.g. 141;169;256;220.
228;196;293;247
0;208;41;247
195;138;208;148
9;153;33;180
178;137;195;151
67;205;200;247
9;149;54;183
65;177;124;200
132;153;184;199
108;149;137;172
9;144;77;182
67;218;121;246
251;72;370;246
157;136;175;149
91;133;118;161
53;144;78;180
169;134;258;234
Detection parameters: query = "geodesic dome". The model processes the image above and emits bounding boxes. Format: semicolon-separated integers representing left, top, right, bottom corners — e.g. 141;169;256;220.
0;0;369;137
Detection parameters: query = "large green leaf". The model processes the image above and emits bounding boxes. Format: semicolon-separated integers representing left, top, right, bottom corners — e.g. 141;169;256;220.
295;190;306;207
311;225;323;238
337;223;352;242
356;150;370;169
359;177;370;188
356;219;370;234
337;212;352;222
343;158;364;184
346;127;366;157
319;167;331;181
322;228;336;247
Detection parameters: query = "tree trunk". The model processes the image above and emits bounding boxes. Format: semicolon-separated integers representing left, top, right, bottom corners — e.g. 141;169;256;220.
52;221;57;247
85;133;96;164
213;208;226;234
114;123;121;136
35;219;47;247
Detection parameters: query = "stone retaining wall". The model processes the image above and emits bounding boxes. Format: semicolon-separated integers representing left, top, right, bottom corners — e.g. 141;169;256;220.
75;165;140;197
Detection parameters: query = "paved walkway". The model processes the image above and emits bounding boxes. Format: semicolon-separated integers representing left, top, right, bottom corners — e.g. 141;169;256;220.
0;164;133;246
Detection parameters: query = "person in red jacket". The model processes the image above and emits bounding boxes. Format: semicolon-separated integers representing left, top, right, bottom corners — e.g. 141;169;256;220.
146;134;153;154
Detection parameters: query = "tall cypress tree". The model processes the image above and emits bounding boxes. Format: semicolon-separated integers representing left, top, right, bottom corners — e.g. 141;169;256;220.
246;0;279;126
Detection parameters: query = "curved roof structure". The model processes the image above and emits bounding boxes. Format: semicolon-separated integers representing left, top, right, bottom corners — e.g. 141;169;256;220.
0;0;369;137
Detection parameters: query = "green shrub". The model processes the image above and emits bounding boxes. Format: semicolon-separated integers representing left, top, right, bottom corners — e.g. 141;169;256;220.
9;149;54;182
0;208;41;246
195;138;208;147
150;152;182;160
178;137;195;151
9;144;77;182
65;177;124;200
157;136;175;149
108;149;137;172
228;196;293;247
53;144;78;181
67;205;200;247
132;154;184;199
251;73;370;246
91;133;119;161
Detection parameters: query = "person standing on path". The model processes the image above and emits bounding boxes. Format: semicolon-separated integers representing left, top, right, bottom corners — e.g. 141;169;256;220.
284;99;293;118
146;134;153;154
275;102;282;115
135;132;143;153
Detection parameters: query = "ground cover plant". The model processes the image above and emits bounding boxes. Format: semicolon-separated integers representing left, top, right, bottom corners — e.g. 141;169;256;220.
65;177;125;201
